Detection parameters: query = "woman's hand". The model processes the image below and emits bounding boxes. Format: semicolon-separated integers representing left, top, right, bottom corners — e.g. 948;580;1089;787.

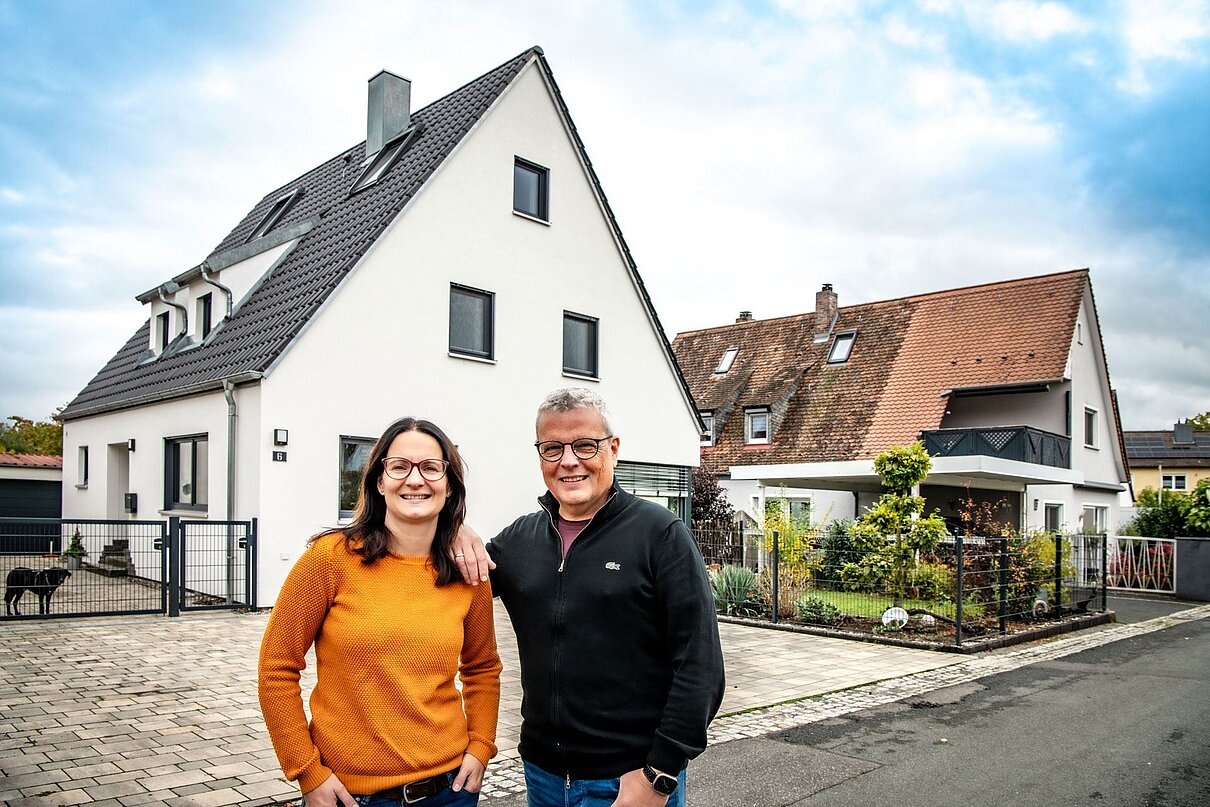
451;753;486;793
302;772;357;807
452;523;495;585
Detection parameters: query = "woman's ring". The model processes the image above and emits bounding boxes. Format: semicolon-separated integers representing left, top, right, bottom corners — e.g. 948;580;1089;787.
455;553;465;558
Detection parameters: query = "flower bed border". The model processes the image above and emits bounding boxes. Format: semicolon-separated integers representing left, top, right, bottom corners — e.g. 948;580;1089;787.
717;609;1116;654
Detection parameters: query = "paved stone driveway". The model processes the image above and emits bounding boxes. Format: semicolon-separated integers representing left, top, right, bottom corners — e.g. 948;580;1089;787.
6;602;1206;806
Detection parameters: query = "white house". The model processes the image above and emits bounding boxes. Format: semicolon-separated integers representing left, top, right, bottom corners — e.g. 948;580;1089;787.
59;47;701;604
671;270;1130;537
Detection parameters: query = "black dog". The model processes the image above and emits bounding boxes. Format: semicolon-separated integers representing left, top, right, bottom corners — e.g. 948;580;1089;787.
4;567;72;615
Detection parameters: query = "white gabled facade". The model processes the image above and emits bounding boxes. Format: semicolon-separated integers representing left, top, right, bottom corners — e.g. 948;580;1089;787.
60;53;701;605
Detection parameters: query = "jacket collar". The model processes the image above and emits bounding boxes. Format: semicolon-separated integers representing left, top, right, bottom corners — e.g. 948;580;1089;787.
538;480;627;524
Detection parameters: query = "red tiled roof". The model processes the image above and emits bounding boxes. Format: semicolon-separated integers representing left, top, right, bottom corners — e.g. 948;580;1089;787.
672;269;1088;468
0;453;63;468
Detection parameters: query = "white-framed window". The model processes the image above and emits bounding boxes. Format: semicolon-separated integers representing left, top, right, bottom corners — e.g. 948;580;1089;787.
339;436;374;518
77;445;89;488
165;434;208;511
1083;407;1098;448
514;157;549;221
745;408;770;444
1162;474;1188;491
714;347;738;374
827;330;857;364
1044;502;1063;533
563;311;598;378
1081;504;1108;535
449;284;494;360
700;412;714;446
196;293;214;340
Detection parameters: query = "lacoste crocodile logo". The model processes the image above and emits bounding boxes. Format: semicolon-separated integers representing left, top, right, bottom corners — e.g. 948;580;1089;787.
605;561;621;571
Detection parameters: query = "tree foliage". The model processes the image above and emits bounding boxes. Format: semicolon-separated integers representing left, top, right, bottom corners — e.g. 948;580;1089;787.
1122;483;1210;538
691;467;735;524
1188;411;1210;431
0;415;63;455
851;441;948;605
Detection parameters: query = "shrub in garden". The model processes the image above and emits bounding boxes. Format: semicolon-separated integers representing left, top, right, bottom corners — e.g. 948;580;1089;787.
817;518;856;588
709;564;763;616
796;595;841;626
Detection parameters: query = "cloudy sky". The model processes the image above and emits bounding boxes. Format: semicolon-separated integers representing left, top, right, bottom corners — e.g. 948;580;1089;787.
1;0;1207;430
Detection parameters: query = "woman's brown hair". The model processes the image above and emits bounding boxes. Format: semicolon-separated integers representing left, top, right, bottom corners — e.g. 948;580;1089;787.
312;416;467;586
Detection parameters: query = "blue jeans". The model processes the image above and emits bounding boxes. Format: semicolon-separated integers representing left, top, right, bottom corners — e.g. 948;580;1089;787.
523;761;687;807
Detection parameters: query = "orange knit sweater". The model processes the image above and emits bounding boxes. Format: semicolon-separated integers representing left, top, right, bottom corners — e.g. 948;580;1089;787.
258;533;501;795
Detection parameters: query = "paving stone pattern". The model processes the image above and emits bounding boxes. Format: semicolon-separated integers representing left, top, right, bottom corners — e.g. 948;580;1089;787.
2;603;1206;806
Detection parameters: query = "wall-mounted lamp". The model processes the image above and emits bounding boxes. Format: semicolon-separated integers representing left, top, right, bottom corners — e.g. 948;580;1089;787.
273;429;289;446
127;438;136;452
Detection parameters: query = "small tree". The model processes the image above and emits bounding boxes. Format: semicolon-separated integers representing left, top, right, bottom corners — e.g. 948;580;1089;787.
850;442;947;607
1187;411;1210;431
691;467;735;525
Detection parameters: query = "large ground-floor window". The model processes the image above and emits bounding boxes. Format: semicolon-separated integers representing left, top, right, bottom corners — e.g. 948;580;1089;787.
165;434;208;511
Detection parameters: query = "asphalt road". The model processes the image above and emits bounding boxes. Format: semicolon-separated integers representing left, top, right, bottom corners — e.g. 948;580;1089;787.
697;613;1210;806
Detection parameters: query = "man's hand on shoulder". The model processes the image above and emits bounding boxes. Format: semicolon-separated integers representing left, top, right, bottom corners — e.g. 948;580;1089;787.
610;768;670;807
452;523;495;585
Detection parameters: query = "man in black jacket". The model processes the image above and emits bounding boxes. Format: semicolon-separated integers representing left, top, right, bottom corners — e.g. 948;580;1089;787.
458;388;724;806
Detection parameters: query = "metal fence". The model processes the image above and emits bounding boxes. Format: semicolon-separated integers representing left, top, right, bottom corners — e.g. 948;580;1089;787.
1106;536;1176;593
0;517;256;621
695;524;1108;647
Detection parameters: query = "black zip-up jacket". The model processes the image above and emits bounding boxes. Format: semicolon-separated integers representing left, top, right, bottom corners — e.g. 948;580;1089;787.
488;483;725;779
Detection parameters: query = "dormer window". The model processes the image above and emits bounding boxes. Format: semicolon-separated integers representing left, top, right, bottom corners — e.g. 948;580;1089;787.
715;347;738;374
247;189;301;242
745;408;770;444
353;130;415;193
700;412;714;446
827;331;856;364
196;293;214;339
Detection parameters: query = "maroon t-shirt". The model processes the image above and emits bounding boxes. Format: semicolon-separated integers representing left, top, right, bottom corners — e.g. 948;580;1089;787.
556;515;590;559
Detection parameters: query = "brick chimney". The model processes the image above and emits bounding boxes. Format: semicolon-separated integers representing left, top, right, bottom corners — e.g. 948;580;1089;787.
736;311;753;322
367;70;411;157
813;283;837;342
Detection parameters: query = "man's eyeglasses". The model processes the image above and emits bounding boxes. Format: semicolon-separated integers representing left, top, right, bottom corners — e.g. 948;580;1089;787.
534;436;612;463
381;457;449;481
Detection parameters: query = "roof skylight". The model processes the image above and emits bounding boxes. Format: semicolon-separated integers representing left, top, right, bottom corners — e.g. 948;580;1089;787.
715;347;738;374
827;331;856;364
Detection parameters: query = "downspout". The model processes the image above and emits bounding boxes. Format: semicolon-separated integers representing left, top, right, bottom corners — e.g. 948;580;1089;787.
157;284;189;337
200;260;234;318
223;379;237;603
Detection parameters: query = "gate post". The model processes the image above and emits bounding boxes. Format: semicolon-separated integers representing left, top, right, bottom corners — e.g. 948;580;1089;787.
168;516;181;618
998;538;1008;635
248;518;259;611
1053;532;1063;618
771;530;779;624
955;535;964;647
1100;534;1108;611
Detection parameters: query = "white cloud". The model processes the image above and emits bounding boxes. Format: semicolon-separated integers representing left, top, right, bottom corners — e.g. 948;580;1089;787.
1118;0;1210;94
984;0;1089;42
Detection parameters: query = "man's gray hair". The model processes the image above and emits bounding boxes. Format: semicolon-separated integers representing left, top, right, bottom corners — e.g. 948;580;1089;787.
536;388;615;435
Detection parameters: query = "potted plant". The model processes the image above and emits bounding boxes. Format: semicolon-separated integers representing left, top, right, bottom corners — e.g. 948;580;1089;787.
63;530;87;571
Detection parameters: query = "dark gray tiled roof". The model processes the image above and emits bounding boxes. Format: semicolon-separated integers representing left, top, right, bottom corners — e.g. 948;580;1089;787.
1123;430;1210;467
61;49;537;419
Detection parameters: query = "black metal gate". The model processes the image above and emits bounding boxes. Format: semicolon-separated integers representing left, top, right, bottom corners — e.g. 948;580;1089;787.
0;516;256;621
174;517;258;614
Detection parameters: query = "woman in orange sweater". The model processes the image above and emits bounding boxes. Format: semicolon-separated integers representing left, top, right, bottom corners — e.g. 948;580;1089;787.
259;417;501;807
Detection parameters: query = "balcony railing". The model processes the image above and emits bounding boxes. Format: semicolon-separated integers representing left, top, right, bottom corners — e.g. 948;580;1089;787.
920;425;1071;469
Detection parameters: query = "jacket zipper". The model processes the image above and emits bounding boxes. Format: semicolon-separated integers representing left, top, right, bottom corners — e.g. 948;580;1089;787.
543;491;617;779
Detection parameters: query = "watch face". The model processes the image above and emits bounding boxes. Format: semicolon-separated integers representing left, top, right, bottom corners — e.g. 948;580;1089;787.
645;767;679;795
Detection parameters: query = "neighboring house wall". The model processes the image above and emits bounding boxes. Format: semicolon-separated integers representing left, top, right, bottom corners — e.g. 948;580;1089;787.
62;388;262;525
1131;467;1210;494
720;478;856;528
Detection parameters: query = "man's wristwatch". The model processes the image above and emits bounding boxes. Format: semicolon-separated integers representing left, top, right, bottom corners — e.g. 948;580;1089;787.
643;765;679;796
